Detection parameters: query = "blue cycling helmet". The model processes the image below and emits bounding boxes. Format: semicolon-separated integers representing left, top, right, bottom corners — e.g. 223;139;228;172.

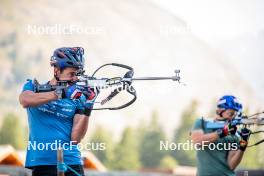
50;47;84;69
217;95;242;112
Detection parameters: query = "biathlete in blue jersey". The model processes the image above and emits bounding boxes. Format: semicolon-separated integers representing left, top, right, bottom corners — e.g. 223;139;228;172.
19;47;96;176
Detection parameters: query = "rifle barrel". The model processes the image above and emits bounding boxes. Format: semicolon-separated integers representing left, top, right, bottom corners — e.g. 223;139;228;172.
132;76;179;81
241;118;264;125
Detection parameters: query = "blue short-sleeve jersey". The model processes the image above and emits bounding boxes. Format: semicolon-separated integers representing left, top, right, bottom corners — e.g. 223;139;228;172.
22;79;85;167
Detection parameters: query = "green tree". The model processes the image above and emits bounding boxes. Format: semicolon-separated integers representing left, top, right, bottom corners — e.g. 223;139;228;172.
139;111;167;168
0;113;26;149
171;100;198;166
160;155;178;169
113;127;141;170
89;126;115;169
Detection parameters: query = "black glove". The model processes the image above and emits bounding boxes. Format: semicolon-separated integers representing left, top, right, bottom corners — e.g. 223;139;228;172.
239;127;251;151
82;87;98;116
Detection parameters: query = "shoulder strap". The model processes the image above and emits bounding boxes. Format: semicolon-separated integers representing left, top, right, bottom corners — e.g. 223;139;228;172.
201;117;205;130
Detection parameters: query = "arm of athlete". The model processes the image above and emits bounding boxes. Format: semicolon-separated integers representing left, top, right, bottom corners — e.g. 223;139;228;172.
19;90;58;108
191;129;219;145
19;82;84;108
71;87;96;144
191;120;237;145
228;127;251;170
71;114;90;144
227;150;244;170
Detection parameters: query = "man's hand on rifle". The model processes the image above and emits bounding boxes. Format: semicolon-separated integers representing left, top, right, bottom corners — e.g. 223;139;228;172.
55;84;83;99
83;88;97;106
81;87;99;116
238;127;251;151
217;122;237;138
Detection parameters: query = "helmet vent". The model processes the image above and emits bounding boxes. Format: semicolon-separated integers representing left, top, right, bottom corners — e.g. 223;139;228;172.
67;61;73;65
58;51;66;58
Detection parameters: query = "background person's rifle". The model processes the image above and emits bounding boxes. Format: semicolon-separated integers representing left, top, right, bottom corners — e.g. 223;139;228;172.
33;63;184;110
206;111;264;147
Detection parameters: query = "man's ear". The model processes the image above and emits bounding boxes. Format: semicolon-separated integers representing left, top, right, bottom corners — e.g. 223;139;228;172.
54;67;60;77
216;108;224;115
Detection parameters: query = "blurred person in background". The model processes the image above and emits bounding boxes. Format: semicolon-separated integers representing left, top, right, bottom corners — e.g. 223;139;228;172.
191;95;251;176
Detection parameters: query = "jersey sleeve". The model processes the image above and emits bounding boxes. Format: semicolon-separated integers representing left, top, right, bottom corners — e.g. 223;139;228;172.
74;96;86;114
22;79;34;92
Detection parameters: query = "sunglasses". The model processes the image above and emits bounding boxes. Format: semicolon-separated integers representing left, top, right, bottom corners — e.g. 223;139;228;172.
226;111;237;117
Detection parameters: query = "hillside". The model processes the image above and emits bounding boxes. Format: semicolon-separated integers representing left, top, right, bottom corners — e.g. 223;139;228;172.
0;0;261;135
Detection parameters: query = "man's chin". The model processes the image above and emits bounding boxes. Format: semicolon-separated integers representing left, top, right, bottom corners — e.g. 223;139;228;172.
215;117;228;121
215;116;234;122
58;79;74;85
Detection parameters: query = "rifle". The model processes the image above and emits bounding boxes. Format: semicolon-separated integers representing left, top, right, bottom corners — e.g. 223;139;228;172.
206;111;264;147
33;63;183;110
